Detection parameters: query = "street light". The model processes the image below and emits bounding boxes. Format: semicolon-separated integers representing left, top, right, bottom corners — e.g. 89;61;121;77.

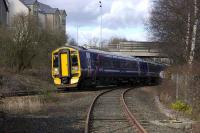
99;1;102;49
77;25;79;45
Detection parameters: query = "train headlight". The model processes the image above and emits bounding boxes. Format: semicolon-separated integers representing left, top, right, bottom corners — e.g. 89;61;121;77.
72;66;79;71
54;68;59;76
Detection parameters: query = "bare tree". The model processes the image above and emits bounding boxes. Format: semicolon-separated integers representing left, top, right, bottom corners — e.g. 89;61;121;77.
68;37;78;46
148;0;200;65
109;37;127;44
88;37;99;48
0;14;67;72
5;14;40;72
148;0;200;113
188;0;199;65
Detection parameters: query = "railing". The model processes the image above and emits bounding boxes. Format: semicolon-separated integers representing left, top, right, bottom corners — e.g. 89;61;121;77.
107;43;161;53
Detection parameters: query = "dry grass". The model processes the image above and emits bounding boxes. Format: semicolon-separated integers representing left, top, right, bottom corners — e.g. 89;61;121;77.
159;64;200;120
0;96;44;114
0;67;56;94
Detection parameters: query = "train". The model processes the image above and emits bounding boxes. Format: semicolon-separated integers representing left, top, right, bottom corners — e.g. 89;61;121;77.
52;45;165;89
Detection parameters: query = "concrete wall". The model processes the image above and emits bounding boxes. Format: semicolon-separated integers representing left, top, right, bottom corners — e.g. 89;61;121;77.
46;14;53;30
7;0;29;25
54;10;60;30
0;0;8;25
46;11;62;31
60;13;66;33
27;3;38;16
38;12;46;28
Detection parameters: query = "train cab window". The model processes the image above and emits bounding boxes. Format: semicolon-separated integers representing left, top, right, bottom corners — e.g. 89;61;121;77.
71;51;79;74
53;54;59;68
71;51;78;66
71;55;78;66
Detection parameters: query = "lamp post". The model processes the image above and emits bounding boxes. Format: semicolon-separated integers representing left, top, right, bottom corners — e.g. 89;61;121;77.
77;25;79;45
99;1;102;49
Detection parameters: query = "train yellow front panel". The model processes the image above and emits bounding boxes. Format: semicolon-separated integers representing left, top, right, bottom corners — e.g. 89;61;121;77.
61;53;69;77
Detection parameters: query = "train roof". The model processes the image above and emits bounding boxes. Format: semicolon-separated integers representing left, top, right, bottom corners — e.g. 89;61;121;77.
62;45;165;66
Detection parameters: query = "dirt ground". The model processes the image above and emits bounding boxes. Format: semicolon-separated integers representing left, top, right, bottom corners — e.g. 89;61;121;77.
0;90;100;133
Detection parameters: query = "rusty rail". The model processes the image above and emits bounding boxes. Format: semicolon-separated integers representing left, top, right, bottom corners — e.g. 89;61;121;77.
121;88;147;133
84;89;114;133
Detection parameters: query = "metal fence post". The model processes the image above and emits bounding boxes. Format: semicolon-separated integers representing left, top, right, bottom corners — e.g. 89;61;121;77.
176;73;179;100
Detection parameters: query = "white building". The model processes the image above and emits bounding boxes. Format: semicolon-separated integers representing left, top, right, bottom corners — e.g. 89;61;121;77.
5;0;67;33
0;0;9;25
7;0;29;25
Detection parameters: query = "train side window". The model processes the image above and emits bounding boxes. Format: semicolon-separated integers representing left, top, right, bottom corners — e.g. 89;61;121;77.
120;60;126;68
113;60;119;68
130;61;138;70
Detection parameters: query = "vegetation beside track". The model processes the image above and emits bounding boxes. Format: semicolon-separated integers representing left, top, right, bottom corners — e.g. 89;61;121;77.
0;14;67;113
158;64;200;120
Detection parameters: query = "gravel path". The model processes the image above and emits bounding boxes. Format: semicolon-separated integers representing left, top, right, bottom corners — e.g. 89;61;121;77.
125;87;191;133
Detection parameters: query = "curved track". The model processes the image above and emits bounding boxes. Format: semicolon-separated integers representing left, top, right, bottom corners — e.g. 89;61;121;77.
85;87;189;133
84;89;115;133
124;88;188;133
85;87;148;133
121;88;147;133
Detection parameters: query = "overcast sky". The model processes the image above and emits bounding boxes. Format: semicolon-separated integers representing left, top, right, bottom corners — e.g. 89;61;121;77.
40;0;150;45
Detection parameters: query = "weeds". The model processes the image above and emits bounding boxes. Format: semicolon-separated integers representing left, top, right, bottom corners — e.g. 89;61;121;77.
0;96;43;114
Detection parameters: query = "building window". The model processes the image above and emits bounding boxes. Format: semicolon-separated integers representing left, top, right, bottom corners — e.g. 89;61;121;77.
33;5;38;16
62;17;65;25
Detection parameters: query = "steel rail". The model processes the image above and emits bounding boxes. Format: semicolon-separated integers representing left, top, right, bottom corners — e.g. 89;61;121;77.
84;89;114;133
121;88;148;133
0;89;67;98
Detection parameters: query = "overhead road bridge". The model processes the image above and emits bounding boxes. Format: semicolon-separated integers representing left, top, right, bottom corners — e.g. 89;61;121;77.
106;41;170;64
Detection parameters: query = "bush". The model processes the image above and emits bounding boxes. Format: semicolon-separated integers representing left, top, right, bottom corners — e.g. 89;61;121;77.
171;100;192;115
0;14;66;73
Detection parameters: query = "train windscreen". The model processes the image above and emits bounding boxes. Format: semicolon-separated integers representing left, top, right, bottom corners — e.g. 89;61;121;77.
53;54;59;68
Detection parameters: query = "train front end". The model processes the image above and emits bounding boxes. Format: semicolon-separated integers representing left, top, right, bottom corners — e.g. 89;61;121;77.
52;47;81;88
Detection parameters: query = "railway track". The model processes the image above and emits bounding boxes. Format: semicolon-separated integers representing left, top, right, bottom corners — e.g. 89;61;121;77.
85;87;145;133
121;88;147;133
0;89;65;98
124;88;189;133
0;85;117;98
0;91;42;98
85;87;190;133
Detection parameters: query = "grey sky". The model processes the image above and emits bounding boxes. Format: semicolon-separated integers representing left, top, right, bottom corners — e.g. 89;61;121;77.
40;0;150;44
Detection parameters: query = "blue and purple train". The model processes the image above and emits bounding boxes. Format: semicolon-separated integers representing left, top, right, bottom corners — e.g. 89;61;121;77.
52;45;165;89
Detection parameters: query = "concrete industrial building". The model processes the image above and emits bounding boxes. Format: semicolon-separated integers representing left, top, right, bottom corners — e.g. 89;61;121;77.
0;0;9;25
1;0;67;33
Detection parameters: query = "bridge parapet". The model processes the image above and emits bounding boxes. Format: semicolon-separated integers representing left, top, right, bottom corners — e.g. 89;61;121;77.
106;41;170;64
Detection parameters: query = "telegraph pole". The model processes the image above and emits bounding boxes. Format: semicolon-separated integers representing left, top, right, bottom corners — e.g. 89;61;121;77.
99;1;102;49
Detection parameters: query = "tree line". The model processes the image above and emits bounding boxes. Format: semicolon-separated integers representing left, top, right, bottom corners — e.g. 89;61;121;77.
148;0;200;65
0;14;67;73
148;0;200;117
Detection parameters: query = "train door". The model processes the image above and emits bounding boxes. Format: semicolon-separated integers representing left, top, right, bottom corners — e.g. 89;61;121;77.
140;62;148;75
86;52;92;77
59;50;71;78
93;54;100;81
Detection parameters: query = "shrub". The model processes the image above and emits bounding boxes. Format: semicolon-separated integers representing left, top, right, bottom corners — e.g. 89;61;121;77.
171;100;192;115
